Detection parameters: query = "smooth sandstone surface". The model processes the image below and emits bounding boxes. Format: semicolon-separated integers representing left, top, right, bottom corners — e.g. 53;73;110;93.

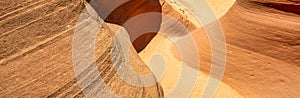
140;0;300;97
141;0;300;97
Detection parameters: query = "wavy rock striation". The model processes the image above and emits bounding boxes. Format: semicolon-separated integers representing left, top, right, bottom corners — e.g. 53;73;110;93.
0;0;163;97
164;0;300;97
194;0;300;97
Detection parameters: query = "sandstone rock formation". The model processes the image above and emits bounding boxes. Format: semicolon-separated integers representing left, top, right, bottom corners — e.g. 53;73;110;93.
0;0;163;97
1;0;300;97
219;0;300;97
161;0;300;97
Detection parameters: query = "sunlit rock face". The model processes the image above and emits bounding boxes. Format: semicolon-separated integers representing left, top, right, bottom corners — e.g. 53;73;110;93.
216;0;300;97
149;0;300;97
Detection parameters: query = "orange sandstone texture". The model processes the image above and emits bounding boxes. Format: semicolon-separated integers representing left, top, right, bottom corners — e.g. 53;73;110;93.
170;0;300;97
0;0;163;97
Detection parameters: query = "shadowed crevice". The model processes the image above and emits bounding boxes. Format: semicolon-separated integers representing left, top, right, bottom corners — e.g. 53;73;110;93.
86;0;163;53
254;1;300;15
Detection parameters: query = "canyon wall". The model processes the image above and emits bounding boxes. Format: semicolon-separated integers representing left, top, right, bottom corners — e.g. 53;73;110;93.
0;0;163;97
180;0;300;97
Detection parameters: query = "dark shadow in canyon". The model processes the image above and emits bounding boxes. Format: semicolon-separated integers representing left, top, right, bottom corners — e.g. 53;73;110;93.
254;1;300;15
86;0;162;53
